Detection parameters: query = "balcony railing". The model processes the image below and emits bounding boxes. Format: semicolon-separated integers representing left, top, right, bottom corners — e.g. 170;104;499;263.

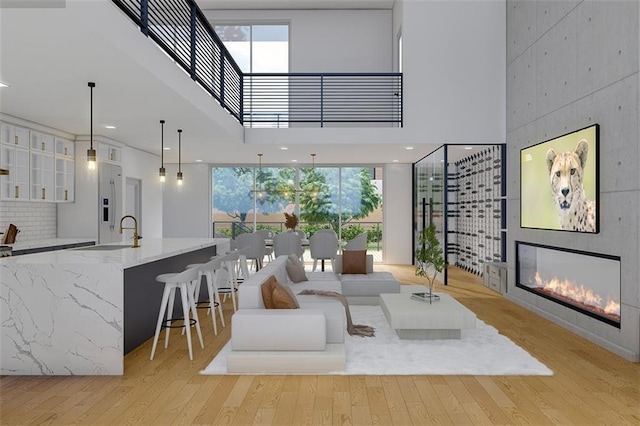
244;73;402;127
111;0;402;127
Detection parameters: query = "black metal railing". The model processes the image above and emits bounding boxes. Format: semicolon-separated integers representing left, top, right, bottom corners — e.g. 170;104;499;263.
112;0;243;122
111;1;402;127
243;73;402;127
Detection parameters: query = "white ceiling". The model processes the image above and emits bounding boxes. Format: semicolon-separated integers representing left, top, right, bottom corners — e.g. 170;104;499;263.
0;0;437;166
195;0;395;10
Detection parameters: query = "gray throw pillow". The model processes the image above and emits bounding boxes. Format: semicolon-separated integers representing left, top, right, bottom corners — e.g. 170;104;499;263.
286;254;308;283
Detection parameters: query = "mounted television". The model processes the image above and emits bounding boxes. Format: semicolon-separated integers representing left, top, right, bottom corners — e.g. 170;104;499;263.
520;124;599;233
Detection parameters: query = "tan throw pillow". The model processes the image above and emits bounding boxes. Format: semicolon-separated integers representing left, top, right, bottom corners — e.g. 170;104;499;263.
342;250;367;274
260;275;278;308
271;282;300;309
286;253;308;283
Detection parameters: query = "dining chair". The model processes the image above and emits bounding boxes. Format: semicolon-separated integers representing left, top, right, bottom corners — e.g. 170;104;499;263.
273;231;304;261
309;231;339;271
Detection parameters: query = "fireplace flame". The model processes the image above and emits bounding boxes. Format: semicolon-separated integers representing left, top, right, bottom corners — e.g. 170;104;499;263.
533;271;620;316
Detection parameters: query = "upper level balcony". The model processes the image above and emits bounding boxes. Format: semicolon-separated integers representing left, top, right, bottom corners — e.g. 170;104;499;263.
112;0;402;129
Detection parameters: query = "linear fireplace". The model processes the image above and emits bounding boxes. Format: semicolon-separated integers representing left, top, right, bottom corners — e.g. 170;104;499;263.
516;241;621;328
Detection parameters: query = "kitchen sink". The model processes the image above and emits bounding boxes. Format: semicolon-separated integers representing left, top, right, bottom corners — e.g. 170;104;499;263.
74;245;134;251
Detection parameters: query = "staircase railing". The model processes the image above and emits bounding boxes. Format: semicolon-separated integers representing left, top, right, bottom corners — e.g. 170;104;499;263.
112;0;243;122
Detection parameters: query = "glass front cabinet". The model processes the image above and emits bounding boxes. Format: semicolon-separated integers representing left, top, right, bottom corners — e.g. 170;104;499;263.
0;122;75;202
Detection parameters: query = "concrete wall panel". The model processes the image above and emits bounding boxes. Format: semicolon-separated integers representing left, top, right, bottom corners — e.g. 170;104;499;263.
577;1;639;98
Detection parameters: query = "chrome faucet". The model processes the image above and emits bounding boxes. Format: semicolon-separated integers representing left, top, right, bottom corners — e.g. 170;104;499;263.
119;215;140;248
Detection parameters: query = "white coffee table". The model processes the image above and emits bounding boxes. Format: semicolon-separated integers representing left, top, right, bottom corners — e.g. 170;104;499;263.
380;293;477;340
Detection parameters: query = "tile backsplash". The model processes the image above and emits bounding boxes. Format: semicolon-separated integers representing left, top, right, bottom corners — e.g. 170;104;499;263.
0;201;57;242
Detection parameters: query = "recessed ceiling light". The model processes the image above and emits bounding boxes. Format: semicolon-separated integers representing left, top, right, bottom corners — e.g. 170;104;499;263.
291;159;298;163
464;146;473;150
440;159;445;162
0;81;9;88
163;147;171;150
280;147;288;150
195;159;202;162
105;125;116;129
405;146;414;150
393;160;399;162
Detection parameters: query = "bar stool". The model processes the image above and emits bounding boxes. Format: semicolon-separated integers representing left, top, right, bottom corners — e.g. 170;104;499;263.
151;266;204;360
215;251;240;312
185;258;226;335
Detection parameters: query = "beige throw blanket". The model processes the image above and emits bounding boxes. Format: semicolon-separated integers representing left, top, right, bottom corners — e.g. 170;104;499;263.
298;290;375;337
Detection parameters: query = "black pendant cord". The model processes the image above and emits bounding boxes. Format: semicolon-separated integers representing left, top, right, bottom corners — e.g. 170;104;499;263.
178;130;182;173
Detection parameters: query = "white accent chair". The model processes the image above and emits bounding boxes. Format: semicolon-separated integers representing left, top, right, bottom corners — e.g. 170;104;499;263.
309;231;339;271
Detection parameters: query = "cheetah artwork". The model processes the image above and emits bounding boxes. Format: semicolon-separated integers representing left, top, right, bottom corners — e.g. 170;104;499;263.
545;139;596;232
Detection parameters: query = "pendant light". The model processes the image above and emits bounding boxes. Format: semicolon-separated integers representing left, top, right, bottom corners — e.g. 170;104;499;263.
87;82;97;170
176;129;183;185
159;120;166;182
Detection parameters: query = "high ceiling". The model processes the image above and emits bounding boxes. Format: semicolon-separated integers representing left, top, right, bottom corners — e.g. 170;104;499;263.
0;0;441;166
195;1;395;10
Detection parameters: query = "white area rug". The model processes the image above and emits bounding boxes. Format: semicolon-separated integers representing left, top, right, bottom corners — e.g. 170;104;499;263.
201;305;553;376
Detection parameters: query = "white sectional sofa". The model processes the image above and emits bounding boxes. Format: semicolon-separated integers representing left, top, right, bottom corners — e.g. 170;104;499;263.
227;254;400;374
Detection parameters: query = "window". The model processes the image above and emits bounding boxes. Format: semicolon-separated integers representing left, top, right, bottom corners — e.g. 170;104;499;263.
214;24;289;73
212;165;384;259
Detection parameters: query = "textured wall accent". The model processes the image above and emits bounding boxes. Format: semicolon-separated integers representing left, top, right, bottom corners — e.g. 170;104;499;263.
0;201;57;242
448;146;503;275
506;0;639;361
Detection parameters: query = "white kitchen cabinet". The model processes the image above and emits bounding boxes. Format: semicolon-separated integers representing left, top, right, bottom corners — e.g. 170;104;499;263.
30;131;55;153
55;137;75;157
98;142;121;164
0;145;30;200
55;157;74;202
31;151;54;201
1;123;30;148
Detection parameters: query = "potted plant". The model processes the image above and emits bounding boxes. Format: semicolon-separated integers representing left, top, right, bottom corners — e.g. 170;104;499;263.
415;223;446;303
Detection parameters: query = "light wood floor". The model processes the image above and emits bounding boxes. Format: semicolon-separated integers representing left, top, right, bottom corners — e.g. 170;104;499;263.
1;265;638;425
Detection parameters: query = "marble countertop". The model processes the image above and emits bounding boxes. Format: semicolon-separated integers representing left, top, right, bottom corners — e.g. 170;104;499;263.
6;238;96;251
0;238;227;269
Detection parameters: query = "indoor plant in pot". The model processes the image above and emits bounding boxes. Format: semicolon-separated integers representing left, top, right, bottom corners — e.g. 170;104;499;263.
415;223;446;303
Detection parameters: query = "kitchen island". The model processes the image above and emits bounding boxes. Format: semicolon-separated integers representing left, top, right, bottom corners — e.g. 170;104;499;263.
0;238;230;375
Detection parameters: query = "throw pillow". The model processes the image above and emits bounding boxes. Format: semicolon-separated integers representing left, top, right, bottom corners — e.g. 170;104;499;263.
286;253;308;283
342;250;367;274
260;275;279;308
271;281;300;309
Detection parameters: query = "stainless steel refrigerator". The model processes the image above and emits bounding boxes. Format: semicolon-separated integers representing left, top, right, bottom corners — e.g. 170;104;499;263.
98;162;122;244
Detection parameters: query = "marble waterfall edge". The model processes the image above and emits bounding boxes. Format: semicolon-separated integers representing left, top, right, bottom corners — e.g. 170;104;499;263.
1;263;123;375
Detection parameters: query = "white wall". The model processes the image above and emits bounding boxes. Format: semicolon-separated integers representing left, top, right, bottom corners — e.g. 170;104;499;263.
121;145;163;239
399;0;506;144
383;163;413;264
162;163;211;238
203;9;393;72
